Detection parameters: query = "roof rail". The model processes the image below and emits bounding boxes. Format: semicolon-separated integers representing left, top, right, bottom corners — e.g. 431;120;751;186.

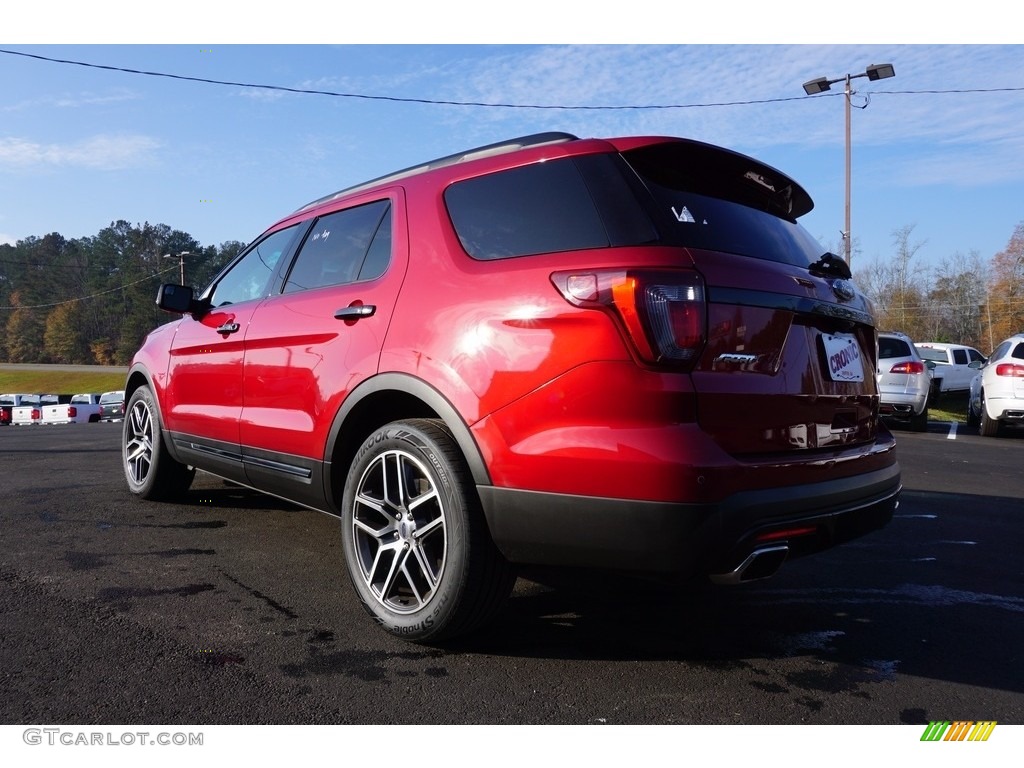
295;131;579;213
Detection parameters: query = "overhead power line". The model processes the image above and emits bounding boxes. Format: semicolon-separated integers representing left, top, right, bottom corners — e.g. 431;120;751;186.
0;264;178;311
4;48;1023;111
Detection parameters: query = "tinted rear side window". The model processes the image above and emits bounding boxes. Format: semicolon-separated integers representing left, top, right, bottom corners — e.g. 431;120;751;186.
444;155;656;260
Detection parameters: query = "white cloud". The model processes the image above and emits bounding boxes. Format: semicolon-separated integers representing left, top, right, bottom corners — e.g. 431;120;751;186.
2;89;140;112
0;232;17;246
425;44;1024;147
0;133;162;170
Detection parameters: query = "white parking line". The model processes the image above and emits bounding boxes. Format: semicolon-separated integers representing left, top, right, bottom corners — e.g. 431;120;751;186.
947;421;958;439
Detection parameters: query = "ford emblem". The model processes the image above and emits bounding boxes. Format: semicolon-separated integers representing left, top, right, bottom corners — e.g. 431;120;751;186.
832;279;856;301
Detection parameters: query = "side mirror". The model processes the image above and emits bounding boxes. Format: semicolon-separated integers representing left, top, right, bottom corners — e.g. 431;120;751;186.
968;360;983;370
924;360;936;370
155;284;205;316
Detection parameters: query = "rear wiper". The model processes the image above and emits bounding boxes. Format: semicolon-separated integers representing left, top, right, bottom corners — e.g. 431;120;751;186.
808;252;852;280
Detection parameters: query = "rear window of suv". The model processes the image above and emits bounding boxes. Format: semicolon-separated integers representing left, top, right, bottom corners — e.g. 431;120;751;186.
879;337;913;359
444;143;824;267
620;142;824;268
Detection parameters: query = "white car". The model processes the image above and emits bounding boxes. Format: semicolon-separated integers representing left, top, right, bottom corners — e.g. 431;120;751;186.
967;333;1024;436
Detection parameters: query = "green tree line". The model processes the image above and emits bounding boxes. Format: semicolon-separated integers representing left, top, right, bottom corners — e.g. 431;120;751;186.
3;217;1022;366
0;221;244;365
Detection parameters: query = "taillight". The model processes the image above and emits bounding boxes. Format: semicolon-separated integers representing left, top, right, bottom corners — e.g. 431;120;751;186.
68;406;78;418
889;361;926;375
995;363;1024;377
552;269;706;368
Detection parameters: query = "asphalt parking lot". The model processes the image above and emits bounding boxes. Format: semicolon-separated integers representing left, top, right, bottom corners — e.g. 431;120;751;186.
1;420;1022;725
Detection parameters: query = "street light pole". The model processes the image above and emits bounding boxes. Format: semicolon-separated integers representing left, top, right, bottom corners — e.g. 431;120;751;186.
844;73;852;267
802;63;896;270
163;251;188;285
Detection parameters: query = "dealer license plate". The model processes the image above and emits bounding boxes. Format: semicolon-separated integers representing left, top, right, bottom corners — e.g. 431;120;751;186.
821;332;865;382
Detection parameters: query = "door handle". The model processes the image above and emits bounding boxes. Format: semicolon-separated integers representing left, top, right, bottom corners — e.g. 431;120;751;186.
334;304;376;321
216;322;240;335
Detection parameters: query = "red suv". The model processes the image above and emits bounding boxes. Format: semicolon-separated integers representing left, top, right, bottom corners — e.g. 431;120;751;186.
123;132;900;642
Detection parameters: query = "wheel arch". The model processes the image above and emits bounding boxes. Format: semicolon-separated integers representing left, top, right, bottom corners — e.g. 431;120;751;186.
124;364;155;403
123;365;185;463
323;373;491;512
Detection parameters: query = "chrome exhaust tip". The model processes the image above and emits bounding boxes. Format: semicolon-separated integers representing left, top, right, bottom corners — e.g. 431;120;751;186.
709;544;789;585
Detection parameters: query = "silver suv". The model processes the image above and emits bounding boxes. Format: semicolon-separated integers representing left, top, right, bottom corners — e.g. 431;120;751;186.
877;332;931;432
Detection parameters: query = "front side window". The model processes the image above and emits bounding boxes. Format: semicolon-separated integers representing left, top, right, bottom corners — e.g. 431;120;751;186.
283;201;391;293
209;225;299;307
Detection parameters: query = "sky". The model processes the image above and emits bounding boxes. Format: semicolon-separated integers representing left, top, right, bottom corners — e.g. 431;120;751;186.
2;6;1022;285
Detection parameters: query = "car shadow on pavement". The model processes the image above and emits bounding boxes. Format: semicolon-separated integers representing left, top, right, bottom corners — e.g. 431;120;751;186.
444;539;1024;702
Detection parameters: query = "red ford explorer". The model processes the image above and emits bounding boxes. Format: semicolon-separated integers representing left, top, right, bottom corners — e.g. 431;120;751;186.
123;132;900;641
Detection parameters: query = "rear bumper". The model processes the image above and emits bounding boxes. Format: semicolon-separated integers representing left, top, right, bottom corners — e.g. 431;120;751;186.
478;461;900;578
985;394;1024;422
879;390;928;416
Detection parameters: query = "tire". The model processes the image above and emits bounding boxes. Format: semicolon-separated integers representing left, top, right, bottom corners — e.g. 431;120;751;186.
978;393;1002;437
966;398;980;427
340;419;514;643
122;385;195;500
910;406;928;433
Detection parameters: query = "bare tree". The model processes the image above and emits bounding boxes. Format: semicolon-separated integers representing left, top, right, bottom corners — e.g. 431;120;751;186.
853;224;931;338
926;250;988;347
